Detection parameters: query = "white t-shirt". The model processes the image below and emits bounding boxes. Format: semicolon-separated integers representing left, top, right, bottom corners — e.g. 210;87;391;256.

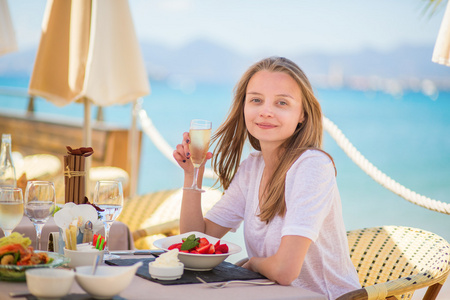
205;150;361;299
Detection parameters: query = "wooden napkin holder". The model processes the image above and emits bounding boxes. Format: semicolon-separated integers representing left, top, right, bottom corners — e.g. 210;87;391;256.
63;146;94;204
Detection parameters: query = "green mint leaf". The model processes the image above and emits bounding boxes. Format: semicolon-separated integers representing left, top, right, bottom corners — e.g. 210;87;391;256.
181;239;199;250
186;234;196;241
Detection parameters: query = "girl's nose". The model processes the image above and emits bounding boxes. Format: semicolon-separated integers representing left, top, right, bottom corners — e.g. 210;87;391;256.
259;103;274;118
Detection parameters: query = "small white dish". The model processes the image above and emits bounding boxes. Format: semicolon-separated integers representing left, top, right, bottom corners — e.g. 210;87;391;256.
149;261;184;280
153;231;242;271
64;247;105;268
26;268;74;300
75;262;142;299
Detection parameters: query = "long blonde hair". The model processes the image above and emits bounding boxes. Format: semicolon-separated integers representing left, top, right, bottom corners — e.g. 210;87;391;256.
211;56;332;223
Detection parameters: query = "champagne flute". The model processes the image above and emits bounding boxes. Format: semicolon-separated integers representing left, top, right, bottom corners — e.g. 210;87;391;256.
93;181;123;260
24;181;56;250
0;187;24;237
183;119;212;193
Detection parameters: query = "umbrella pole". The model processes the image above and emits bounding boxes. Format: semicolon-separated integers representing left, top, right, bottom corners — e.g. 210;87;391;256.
84;97;92;199
129;99;139;198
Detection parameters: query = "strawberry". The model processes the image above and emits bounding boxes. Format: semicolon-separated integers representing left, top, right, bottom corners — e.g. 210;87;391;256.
215;244;229;253
197;244;212;254
168;243;182;250
168;235;229;255
198;238;209;248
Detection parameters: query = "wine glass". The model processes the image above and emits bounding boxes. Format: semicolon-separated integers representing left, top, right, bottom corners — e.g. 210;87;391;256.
183;119;212;193
0;187;24;237
93;180;123;260
24;181;56;250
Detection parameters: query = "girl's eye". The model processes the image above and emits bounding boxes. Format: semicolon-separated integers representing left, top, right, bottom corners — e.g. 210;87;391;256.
278;100;288;106
250;98;261;103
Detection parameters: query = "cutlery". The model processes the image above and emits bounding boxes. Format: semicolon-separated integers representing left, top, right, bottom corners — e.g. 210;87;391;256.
9;292;32;298
92;254;101;275
109;250;165;257
196;276;276;288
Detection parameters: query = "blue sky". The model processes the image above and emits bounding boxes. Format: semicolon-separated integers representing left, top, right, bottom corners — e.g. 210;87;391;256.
7;0;446;56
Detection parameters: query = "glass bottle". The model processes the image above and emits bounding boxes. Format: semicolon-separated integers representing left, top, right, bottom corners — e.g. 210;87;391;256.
0;134;17;187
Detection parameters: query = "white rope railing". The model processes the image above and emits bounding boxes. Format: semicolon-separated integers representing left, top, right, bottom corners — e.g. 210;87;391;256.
323;116;450;215
135;101;449;215
135;101;216;180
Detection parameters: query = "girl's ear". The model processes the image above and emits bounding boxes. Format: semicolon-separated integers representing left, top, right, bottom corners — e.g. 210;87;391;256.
298;111;305;123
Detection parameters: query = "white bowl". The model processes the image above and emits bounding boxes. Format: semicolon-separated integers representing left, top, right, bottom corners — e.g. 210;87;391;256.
149;262;184;280
64;248;105;268
153;231;242;271
75;262;142;299
26;268;74;299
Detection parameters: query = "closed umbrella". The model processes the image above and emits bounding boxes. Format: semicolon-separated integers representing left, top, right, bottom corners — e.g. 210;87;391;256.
0;0;17;55
29;0;150;196
432;0;450;66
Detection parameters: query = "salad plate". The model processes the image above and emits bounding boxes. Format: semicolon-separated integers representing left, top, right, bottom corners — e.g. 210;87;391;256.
0;251;70;282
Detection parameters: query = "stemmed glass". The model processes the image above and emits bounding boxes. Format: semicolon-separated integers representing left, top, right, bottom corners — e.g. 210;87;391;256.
24;181;56;250
93;180;123;260
0;187;24;237
183;119;212;193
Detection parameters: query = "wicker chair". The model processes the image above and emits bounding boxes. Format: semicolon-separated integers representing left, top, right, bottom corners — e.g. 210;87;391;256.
337;226;450;300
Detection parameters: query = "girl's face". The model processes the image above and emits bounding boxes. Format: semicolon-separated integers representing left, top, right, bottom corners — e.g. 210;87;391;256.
244;70;304;150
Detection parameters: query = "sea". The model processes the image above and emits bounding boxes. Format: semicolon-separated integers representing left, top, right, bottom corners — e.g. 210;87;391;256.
1;76;449;262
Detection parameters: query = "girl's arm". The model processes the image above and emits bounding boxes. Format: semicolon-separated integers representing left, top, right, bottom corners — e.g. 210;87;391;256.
242;235;311;285
173;132;230;238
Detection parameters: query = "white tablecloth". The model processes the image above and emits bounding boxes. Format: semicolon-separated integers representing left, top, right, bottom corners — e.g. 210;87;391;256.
1;254;327;300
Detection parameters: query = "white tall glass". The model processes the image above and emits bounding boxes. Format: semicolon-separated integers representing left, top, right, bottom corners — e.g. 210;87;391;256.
24;181;56;250
0;187;24;237
183;119;212;193
93;181;123;259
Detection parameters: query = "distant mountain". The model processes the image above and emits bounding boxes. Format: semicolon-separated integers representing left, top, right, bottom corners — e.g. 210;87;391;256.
139;39;254;84
0;48;37;77
292;45;450;80
1;39;449;90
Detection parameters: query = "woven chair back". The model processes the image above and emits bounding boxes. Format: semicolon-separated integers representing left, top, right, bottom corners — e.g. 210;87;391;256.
347;226;450;299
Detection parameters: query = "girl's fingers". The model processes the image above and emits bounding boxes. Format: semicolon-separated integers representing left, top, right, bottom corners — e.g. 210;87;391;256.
205;152;213;160
182;132;190;143
174;144;187;163
200;152;213;168
182;132;191;158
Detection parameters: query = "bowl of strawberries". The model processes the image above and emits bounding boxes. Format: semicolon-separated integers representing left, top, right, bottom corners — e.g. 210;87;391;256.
153;231;241;271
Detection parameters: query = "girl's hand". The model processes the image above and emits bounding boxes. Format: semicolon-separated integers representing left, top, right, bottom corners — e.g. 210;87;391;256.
173;132;212;175
241;259;255;272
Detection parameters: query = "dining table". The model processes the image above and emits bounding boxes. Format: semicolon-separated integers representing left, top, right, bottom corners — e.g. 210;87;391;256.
0;216;134;251
0;253;327;300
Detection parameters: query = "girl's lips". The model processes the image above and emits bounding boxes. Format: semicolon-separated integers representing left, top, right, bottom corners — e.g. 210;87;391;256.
256;122;276;129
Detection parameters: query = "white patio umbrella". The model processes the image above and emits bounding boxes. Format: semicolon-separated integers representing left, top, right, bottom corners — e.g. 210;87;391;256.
432;0;450;66
0;0;18;55
29;0;150;196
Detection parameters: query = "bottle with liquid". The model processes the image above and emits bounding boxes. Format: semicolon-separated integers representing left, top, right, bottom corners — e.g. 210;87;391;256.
0;134;17;187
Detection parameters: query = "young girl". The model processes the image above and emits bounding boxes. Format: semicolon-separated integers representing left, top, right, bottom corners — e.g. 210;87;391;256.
173;57;360;299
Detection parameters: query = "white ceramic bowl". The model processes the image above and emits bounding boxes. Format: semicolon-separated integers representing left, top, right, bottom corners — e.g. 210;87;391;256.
75;262;142;299
149;262;184;280
64;248;105;268
26;268;74;299
153;231;242;271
